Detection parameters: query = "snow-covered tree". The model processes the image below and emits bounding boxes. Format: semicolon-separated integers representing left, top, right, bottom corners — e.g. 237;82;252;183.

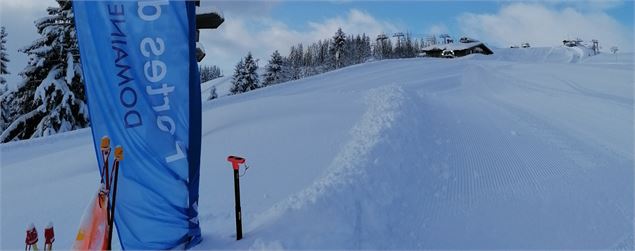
0;85;9;132
0;26;9;86
199;65;222;83
230;59;244;95
262;50;286;86
382;38;393;59
0;26;10;131
207;85;218;101
356;34;372;64
230;52;260;94
1;0;88;142
330;28;347;69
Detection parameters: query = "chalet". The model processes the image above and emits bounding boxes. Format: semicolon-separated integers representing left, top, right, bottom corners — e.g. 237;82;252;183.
422;37;493;58
563;39;583;47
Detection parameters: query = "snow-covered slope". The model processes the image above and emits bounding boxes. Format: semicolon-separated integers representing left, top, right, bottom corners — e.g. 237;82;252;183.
2;51;633;249
201;75;232;101
485;46;597;63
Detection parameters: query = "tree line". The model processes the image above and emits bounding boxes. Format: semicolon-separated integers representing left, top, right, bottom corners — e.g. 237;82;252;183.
230;28;424;95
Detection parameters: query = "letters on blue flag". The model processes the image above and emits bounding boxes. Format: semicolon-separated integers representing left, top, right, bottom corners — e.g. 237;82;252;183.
73;1;202;249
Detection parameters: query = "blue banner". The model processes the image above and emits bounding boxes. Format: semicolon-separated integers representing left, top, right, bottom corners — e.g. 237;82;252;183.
73;1;201;249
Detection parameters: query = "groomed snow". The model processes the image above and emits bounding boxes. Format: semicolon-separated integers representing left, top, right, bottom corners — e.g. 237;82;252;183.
1;47;633;249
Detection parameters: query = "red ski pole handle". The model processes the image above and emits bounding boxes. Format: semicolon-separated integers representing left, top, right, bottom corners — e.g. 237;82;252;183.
227;156;245;170
44;225;54;245
25;226;38;246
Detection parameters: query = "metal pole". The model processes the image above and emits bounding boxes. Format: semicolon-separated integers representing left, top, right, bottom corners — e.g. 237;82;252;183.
233;168;243;240
108;146;123;250
107;161;119;250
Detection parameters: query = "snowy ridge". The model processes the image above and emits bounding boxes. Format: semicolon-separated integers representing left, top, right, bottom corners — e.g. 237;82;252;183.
482;46;596;63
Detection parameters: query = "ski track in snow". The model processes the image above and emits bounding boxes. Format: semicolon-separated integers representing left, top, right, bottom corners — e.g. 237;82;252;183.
249;84;406;224
2;47;634;250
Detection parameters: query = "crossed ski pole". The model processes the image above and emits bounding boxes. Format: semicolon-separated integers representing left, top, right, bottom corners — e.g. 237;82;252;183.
100;136;123;250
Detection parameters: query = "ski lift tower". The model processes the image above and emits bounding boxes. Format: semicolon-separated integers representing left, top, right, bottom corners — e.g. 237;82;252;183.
376;34;389;59
575;37;584;46
376;33;388;42
195;1;224;62
591;39;600;55
393;32;405;48
439;34;452;44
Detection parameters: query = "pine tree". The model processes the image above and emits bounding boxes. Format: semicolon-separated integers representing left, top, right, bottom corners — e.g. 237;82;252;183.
262;50;285;86
383;39;393;59
199;65;212;83
230;59;244;95
288;44;304;80
199;65;223;83
0;83;9;132
0;26;9;86
330;28;347;69
230;52;260;94
0;26;10;131
1;0;88;142
403;33;416;58
211;65;222;79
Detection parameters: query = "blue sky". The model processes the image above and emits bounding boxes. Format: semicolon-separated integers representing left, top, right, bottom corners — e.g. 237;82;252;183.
270;1;634;36
1;0;633;85
271;2;508;32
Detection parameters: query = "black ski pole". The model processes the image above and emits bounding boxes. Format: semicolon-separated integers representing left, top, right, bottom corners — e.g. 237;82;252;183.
227;156;245;240
107;145;123;250
234;167;242;240
100;136;111;221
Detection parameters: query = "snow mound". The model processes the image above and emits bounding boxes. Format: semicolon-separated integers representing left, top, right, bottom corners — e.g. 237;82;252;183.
582;52;634;67
480;46;597;63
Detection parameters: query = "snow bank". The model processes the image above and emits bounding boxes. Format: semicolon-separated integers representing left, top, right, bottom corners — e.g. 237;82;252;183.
479;46;597;63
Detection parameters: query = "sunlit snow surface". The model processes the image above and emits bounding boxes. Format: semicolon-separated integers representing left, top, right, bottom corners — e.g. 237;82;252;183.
2;47;633;249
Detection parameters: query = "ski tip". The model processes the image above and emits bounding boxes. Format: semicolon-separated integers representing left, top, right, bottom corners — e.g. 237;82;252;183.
101;136;111;150
114;145;123;161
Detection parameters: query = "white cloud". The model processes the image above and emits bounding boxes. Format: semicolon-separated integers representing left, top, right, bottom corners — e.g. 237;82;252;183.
0;0;44;9
199;8;399;75
199;0;279;18
425;24;450;36
458;3;633;52
534;0;625;11
306;9;399;41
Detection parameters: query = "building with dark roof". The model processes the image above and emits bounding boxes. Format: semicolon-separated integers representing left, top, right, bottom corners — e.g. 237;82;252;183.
422;38;493;58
